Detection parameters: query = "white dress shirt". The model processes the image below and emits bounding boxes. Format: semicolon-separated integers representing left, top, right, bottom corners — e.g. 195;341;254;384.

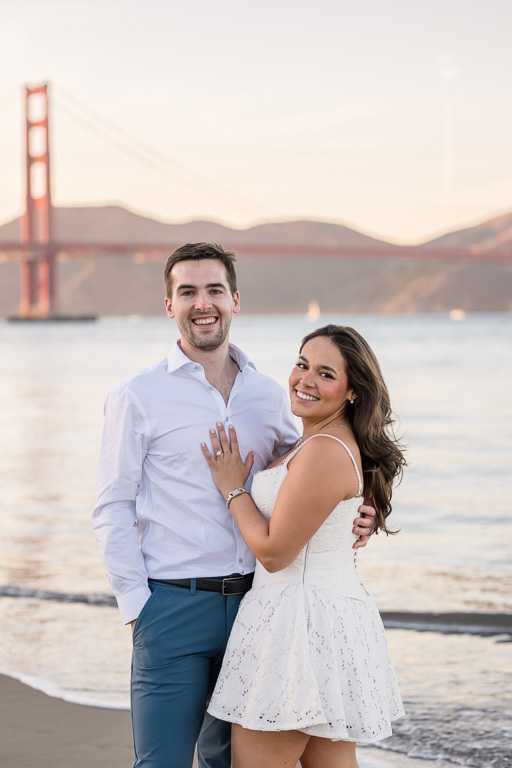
92;342;298;624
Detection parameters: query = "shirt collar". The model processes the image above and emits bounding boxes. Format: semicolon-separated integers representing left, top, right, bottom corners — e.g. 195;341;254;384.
166;341;256;374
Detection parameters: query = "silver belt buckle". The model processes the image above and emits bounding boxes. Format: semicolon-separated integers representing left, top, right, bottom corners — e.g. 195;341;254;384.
221;576;243;595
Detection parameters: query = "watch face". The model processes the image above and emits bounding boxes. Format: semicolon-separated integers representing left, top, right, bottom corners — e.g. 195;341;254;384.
227;488;247;507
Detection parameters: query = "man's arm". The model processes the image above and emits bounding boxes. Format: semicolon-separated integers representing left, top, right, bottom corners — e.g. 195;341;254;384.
92;386;151;625
352;503;377;548
273;387;300;458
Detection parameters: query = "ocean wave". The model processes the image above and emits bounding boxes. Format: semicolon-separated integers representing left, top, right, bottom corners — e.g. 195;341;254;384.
0;584;116;606
381;611;512;638
0;669;129;710
1;585;510;639
382;707;512;768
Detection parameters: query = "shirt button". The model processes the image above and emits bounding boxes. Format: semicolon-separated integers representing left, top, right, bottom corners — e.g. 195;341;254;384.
225;416;229;422
238;558;243;563
209;386;214;390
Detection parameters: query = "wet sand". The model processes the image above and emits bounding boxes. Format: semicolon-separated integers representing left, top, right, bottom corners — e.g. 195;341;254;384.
1;674;453;767
1;674;133;767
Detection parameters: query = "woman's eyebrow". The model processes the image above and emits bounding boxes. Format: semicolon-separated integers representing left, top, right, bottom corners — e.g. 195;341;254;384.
298;355;337;374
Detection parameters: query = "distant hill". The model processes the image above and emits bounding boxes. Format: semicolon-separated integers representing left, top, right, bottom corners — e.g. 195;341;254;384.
424;211;512;254
0;206;511;315
0;205;392;249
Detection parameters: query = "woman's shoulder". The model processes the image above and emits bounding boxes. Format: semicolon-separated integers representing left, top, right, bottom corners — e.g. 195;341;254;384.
287;431;363;498
309;429;359;452
292;430;361;467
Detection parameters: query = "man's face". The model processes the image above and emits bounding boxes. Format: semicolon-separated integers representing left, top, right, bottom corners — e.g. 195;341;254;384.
165;259;240;353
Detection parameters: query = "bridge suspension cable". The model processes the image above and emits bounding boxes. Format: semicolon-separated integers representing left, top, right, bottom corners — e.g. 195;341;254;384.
0;87;22;119
52;83;278;220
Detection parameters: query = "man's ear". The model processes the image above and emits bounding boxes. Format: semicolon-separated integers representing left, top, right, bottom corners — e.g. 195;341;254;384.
232;291;241;314
165;297;174;318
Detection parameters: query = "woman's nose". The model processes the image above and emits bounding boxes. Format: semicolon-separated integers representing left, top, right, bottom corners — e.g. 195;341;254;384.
300;370;315;386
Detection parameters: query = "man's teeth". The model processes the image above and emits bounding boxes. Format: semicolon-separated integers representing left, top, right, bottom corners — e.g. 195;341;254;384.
194;318;217;325
296;390;319;401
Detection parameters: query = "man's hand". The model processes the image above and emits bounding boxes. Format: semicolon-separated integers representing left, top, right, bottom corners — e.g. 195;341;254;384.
353;503;377;548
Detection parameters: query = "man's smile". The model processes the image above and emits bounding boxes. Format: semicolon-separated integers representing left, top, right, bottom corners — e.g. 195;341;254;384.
192;316;218;326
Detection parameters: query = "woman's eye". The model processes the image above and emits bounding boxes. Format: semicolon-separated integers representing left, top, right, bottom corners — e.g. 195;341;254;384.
321;372;334;379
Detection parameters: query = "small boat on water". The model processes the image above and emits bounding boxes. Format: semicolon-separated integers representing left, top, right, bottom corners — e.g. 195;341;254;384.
305;300;321;322
449;308;467;321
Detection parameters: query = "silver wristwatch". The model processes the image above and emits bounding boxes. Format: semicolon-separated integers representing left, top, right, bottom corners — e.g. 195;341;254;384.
225;487;249;509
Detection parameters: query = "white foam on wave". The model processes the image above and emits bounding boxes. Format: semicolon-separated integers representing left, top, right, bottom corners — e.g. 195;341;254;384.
0;669;466;767
357;746;452;767
358;756;396;768
0;668;130;710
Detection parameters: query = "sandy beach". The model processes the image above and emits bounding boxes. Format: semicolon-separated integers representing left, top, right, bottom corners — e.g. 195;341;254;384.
1;673;457;768
1;674;133;767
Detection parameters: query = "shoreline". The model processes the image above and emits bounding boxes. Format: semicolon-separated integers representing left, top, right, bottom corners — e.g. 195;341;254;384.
1;673;457;768
3;585;511;640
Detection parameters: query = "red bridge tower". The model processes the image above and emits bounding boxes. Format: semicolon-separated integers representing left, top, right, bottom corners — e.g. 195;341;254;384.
19;84;56;317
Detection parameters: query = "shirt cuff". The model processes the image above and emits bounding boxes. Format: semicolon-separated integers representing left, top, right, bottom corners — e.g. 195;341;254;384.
116;584;152;625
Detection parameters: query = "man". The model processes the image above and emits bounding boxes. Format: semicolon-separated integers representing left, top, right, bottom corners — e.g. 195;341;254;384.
92;243;376;768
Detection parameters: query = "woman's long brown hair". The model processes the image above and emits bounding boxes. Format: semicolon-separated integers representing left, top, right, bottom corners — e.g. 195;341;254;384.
300;325;407;534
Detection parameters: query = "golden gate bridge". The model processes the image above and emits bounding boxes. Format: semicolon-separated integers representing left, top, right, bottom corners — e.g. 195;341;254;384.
1;83;510;319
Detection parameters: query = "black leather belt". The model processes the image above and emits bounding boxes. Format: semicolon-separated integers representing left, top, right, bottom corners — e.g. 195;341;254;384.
151;573;254;596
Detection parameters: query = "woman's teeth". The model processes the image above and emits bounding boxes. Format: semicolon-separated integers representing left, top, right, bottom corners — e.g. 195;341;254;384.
296;390;319;401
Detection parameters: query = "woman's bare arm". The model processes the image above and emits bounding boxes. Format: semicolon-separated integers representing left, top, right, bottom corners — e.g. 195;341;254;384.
202;424;360;572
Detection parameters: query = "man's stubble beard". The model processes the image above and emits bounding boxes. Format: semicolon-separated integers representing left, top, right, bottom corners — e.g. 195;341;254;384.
179;315;232;352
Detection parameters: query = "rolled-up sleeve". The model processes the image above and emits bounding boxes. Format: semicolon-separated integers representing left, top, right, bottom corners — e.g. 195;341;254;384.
92;386;151;624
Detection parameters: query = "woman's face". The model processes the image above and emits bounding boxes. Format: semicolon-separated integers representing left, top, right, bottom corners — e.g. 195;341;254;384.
288;336;355;421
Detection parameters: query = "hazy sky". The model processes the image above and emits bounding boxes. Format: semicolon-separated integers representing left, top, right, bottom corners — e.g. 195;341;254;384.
1;0;511;243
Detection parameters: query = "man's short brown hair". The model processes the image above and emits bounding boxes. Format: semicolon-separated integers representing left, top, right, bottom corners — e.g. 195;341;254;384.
164;243;238;297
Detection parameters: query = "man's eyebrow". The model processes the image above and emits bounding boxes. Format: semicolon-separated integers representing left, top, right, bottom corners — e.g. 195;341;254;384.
298;355;337;374
176;282;227;291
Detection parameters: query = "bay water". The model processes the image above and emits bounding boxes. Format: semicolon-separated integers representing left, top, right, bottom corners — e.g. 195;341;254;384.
0;313;511;767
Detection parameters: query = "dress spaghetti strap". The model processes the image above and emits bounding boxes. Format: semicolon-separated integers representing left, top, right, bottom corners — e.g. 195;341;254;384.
285;434;363;497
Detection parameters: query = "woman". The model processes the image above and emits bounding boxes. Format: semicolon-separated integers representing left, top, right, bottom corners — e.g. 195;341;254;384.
201;325;406;768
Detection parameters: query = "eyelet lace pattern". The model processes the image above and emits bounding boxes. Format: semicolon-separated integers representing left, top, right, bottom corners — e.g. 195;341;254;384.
208;436;404;742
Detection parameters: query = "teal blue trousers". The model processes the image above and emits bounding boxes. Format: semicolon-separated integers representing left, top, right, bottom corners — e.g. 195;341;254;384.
131;579;244;768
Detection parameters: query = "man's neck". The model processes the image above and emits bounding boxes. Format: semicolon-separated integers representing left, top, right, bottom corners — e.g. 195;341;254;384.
179;338;239;405
178;338;233;377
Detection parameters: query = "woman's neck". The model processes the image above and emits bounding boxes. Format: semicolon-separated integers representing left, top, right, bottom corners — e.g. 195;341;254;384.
300;415;352;439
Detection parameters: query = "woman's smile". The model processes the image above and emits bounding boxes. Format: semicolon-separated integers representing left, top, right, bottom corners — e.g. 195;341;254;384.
289;336;354;422
293;389;320;402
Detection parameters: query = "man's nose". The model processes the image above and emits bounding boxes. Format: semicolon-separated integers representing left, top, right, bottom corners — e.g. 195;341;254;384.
195;292;212;310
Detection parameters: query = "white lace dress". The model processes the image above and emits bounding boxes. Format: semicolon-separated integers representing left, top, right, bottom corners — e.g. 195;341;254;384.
208;435;405;743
